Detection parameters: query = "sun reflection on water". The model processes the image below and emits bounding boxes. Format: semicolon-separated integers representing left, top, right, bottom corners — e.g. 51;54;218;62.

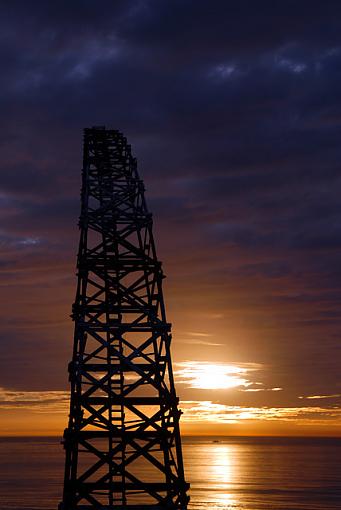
196;443;240;508
211;491;239;509
209;444;234;484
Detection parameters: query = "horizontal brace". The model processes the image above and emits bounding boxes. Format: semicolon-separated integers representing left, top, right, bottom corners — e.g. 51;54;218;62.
81;323;171;332
64;430;172;439
84;260;159;268
78;363;167;372
64;505;177;510
80;396;177;405
71;481;187;490
82;306;159;313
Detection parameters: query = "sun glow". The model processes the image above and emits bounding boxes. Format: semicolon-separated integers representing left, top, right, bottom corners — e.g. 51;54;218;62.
175;361;254;390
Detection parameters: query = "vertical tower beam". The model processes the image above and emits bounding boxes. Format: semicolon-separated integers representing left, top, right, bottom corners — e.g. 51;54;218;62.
59;127;189;509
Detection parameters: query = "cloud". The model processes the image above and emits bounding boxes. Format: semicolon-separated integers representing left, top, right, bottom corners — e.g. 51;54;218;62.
186;332;213;337
175;331;223;346
176;339;223;347
299;394;341;400
0;387;69;413
242;387;283;393
0;231;41;249
180;401;341;425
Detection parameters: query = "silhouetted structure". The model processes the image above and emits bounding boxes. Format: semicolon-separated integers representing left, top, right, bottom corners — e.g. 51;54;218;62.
59;127;189;509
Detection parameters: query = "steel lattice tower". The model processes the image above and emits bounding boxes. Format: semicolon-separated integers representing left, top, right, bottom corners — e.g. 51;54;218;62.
59;127;189;509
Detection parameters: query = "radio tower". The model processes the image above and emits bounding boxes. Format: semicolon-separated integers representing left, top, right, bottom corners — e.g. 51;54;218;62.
59;127;189;509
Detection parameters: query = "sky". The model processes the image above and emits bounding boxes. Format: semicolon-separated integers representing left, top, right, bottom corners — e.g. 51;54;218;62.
0;0;341;436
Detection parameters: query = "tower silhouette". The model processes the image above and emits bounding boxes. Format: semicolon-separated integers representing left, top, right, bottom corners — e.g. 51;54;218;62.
59;127;189;509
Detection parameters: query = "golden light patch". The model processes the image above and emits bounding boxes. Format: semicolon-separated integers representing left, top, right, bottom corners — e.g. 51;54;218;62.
175;361;252;390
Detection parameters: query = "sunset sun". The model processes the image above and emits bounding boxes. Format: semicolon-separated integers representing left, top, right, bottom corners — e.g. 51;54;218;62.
175;362;251;390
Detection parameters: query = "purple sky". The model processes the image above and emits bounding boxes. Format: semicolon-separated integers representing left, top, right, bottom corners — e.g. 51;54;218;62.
0;1;341;435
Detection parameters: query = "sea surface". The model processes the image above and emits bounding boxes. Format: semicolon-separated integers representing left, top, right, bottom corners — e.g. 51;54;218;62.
0;436;340;510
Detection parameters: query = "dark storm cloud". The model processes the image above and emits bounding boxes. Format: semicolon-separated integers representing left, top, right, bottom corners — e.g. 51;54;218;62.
0;0;341;416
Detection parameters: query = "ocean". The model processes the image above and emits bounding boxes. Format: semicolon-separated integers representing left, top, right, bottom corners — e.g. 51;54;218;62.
0;436;340;510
